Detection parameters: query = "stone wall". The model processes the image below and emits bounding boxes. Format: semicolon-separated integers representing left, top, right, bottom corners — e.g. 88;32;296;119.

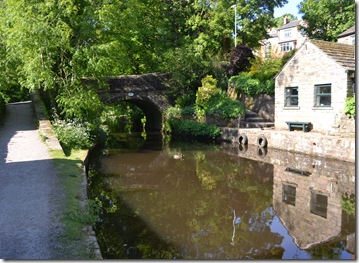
220;127;355;162
244;93;275;121
275;41;350;134
330;113;355;136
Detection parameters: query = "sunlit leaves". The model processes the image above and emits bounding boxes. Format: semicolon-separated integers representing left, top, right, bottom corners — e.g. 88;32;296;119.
298;0;355;41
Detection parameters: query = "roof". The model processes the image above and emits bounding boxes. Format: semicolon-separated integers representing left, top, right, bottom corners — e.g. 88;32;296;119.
275;39;355;79
337;25;355;38
279;20;302;30
311;40;355;71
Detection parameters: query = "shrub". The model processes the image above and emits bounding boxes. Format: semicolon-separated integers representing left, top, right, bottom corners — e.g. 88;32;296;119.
204;92;244;119
52;118;92;151
228;45;254;76
248;56;282;82
168;118;221;140
229;73;275;96
196;75;245;120
344;97;355;118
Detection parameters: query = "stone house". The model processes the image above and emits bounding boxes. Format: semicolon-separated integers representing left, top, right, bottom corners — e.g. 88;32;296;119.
258;18;307;59
337;25;355;45
274;39;355;134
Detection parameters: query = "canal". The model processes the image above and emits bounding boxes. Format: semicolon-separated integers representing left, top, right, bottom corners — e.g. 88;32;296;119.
86;132;355;259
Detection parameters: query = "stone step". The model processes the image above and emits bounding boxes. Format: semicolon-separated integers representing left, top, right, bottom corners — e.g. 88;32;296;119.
246;117;268;122
245;122;274;128
245;110;258;118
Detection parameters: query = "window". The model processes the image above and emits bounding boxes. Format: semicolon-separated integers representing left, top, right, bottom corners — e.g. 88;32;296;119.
285;87;298;106
285;167;311;176
314;84;331;107
282;184;296;206
284;29;292;38
310;192;328;218
281;42;294;52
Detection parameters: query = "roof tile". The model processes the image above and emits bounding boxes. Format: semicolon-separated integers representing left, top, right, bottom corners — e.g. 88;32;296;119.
311;40;355;71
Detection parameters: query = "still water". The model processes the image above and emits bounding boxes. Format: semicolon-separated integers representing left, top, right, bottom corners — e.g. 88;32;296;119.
87;133;355;259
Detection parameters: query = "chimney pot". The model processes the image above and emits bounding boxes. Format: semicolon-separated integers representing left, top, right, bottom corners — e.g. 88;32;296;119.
284;16;289;24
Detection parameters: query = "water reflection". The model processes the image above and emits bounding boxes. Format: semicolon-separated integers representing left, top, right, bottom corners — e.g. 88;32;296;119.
87;133;355;259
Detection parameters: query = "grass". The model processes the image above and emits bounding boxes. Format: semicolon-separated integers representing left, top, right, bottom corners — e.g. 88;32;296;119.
50;149;100;259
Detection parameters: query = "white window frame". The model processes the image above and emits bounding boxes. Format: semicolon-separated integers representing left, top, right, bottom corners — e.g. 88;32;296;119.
281;42;294;52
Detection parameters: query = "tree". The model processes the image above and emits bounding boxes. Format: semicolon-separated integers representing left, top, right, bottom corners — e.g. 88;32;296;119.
298;0;355;41
273;14;298;27
0;0;288;125
234;0;288;47
227;45;254;77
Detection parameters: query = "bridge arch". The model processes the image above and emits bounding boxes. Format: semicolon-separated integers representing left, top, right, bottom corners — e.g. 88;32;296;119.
103;94;163;131
92;73;172;131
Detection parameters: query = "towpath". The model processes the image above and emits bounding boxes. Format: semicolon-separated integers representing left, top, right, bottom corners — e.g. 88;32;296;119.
0;101;64;259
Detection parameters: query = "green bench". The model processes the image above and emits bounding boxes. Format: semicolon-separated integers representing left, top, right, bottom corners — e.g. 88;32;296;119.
285;121;311;132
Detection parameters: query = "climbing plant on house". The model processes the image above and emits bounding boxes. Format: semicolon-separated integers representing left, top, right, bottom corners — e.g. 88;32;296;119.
344;97;355;118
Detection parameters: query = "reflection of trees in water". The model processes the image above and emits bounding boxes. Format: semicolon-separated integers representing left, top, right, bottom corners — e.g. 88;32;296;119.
306;239;347;260
88;146;284;259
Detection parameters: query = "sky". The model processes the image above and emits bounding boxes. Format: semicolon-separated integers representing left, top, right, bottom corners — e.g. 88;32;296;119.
274;0;302;19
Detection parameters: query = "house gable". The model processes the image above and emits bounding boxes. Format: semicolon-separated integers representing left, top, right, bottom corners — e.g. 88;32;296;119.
275;39;355;80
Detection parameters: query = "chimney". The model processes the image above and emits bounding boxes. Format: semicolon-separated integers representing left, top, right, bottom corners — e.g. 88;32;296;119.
284;16;289;24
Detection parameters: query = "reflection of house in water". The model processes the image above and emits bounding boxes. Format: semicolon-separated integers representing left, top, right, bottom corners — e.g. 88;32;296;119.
220;144;355;255
272;152;355;251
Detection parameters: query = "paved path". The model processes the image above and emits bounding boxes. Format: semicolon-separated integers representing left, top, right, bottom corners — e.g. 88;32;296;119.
0;101;64;259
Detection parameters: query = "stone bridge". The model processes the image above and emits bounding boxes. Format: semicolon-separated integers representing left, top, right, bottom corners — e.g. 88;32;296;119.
85;73;172;131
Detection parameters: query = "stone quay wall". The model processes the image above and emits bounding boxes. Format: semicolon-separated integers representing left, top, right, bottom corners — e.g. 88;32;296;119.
220;127;355;163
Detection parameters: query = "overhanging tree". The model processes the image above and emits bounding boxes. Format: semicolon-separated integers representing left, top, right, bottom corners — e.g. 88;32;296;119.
0;0;289;122
298;0;355;41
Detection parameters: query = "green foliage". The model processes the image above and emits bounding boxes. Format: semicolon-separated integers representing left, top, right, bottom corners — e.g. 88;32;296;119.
162;45;211;103
52;118;92;152
168;118;221;140
175;93;196;108
195;76;220;107
0;0;287;136
204;92;245;119
0;85;30;103
165;75;243;140
298;0;355;41
248;56;282;81
280;49;297;66
196;75;245;120
344;97;355;118
273;14;298;27
165;105;196;121
341;193;355;216
228;55;284;97
229;73;275;96
0;93;6;122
